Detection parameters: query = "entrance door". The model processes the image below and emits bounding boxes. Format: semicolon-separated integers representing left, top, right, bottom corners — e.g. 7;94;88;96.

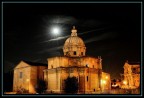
79;75;85;93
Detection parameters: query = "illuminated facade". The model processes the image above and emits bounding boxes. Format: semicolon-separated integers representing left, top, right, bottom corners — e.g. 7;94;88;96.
13;26;111;94
13;61;47;93
44;26;111;93
121;61;140;89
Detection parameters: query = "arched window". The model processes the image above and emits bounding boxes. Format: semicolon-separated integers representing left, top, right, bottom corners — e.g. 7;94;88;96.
81;52;83;55
19;72;23;78
86;64;88;67
74;51;76;55
87;76;88;81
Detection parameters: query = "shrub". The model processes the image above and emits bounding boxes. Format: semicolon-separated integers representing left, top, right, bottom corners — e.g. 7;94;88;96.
64;76;78;94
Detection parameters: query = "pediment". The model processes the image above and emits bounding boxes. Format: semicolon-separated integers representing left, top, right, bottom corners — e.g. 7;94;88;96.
14;61;30;69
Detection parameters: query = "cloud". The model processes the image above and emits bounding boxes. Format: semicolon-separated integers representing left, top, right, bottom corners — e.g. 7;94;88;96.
78;27;108;36
31;59;42;62
43;15;77;25
38;27;110;44
85;32;118;44
38;36;69;43
80;19;108;27
37;32;117;54
37;46;63;54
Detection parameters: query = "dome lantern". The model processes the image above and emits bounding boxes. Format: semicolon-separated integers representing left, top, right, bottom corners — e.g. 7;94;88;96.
71;26;77;36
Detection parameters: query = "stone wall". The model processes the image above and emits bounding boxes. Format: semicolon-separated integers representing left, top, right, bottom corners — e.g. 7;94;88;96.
13;61;47;94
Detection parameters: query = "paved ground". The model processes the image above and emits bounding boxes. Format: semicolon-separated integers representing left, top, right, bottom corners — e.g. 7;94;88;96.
4;88;140;94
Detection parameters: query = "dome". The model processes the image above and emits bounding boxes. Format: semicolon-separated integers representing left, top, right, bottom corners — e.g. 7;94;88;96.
64;36;85;47
63;26;86;57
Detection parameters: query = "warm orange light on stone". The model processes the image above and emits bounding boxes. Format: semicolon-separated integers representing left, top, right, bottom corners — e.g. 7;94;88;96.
121;61;140;89
26;79;29;82
106;76;108;79
101;79;106;85
13;26;111;94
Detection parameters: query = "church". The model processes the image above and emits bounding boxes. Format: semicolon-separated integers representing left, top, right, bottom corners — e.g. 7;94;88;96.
13;26;111;94
121;61;140;89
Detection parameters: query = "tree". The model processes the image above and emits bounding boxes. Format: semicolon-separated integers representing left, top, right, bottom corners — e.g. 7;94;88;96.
64;76;78;94
35;79;47;94
4;71;13;92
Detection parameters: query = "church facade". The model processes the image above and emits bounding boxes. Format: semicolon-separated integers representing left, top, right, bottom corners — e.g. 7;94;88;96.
121;61;140;89
13;26;111;94
13;61;47;93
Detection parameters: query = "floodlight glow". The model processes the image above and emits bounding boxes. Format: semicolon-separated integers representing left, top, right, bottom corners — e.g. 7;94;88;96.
123;80;127;85
101;80;106;85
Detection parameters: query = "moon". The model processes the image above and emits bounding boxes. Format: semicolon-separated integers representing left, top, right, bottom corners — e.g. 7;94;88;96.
51;26;61;35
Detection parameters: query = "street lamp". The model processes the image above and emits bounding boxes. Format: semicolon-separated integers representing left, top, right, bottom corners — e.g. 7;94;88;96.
101;80;106;84
26;79;29;92
106;76;108;79
101;79;107;92
123;80;127;85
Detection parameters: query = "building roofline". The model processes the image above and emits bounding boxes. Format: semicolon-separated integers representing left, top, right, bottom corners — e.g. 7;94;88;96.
22;60;47;66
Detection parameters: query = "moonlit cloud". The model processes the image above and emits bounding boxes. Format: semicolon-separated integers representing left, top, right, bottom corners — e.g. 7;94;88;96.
48;36;68;41
78;27;112;36
3;3;140;81
37;46;63;54
38;36;69;43
38;26;115;44
37;31;118;55
31;59;42;62
85;32;118;44
43;15;77;24
80;19;108;27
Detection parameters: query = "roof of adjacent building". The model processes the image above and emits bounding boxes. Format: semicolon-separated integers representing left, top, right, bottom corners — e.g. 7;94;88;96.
125;60;140;65
128;62;140;65
23;60;47;66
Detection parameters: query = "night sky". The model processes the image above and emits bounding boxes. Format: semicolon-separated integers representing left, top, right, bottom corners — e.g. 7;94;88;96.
3;2;141;79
